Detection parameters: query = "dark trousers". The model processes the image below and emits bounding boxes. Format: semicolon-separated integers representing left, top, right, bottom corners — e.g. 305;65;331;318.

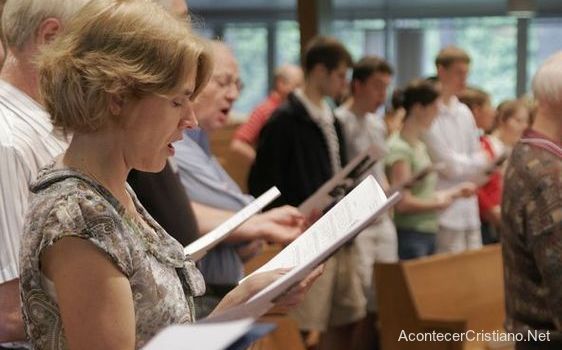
397;228;436;260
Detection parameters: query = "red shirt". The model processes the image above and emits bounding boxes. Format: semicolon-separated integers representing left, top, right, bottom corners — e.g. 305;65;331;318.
234;92;282;146
477;135;502;218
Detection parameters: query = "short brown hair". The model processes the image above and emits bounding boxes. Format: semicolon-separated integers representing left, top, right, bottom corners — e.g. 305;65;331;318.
302;36;352;75
458;87;490;111
352;56;393;83
435;46;471;68
37;0;213;134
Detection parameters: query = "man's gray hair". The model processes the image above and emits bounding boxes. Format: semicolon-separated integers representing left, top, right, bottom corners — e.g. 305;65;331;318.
532;51;562;108
2;0;89;50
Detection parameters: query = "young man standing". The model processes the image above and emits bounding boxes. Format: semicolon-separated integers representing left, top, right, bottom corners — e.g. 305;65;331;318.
334;56;396;349
249;36;365;350
422;46;489;253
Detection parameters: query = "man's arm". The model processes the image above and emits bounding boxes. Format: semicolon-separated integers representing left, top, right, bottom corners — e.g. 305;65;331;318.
191;201;303;245
0;146;31;342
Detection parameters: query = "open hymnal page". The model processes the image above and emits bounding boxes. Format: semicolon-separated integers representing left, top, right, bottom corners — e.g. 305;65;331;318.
298;143;386;217
184;187;280;261
142;318;255;350
207;176;401;323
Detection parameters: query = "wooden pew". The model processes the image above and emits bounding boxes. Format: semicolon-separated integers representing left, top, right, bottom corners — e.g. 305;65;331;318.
374;244;512;350
244;244;306;350
209;122;252;193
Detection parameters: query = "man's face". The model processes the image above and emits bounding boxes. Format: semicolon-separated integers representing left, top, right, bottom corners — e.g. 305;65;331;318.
192;44;241;132
439;61;469;94
321;62;349;99
355;72;392;112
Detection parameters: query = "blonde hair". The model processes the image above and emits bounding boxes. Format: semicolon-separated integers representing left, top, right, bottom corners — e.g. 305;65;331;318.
435;46;471;68
458;87;490;111
37;0;213;134
2;0;89;50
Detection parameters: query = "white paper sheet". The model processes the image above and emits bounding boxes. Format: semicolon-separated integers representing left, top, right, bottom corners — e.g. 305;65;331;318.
142;318;255;350
298;143;386;217
184;187;280;261
210;176;401;322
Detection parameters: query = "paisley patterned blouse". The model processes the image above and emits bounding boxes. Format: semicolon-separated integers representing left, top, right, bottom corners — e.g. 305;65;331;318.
19;164;206;349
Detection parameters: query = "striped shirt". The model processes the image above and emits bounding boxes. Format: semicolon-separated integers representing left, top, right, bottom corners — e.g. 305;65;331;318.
233;92;282;146
0;79;67;283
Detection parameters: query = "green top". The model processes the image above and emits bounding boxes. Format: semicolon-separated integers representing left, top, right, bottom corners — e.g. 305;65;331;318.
385;133;438;233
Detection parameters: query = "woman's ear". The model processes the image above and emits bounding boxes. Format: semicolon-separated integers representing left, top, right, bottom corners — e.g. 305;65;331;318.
108;94;125;116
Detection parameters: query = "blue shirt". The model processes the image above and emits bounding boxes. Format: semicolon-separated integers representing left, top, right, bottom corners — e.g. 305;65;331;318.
174;128;254;285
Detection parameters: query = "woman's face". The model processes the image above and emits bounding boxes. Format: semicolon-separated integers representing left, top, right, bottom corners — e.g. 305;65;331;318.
502;107;529;145
119;71;198;172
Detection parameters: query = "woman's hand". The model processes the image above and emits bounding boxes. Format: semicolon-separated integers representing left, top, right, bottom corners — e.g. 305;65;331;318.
212;265;324;316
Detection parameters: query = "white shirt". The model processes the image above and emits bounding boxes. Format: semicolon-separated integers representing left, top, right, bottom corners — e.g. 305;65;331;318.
422;96;489;231
334;105;388;187
0;80;67;283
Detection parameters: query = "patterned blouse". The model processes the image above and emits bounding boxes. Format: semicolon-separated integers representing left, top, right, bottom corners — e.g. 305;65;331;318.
501;129;562;341
19;164;206;349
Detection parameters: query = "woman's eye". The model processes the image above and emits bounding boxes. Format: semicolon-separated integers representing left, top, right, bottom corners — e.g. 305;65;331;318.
172;100;183;107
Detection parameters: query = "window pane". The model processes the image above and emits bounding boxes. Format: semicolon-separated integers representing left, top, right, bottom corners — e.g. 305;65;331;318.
528;18;562;87
332;20;386;60
276;20;301;66
224;24;268;118
398;17;517;104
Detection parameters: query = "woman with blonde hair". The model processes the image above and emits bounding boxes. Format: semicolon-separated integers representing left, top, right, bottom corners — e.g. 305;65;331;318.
18;0;317;349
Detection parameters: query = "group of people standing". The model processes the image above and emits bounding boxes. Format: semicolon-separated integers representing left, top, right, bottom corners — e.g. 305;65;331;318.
0;0;560;350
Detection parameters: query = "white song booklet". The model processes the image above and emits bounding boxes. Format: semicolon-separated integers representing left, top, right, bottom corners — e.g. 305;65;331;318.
184;187;280;261
206;175;401;322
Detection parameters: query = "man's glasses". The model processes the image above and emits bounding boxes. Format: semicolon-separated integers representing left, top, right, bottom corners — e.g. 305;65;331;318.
212;74;244;93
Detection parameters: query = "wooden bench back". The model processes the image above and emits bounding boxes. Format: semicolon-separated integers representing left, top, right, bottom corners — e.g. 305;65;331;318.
209;122;252;193
375;245;505;350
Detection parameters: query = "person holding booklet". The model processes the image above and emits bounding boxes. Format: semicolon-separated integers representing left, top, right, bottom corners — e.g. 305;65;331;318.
17;1;319;349
249;36;366;350
334;56;398;349
173;41;306;318
385;79;475;260
421;47;491;253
